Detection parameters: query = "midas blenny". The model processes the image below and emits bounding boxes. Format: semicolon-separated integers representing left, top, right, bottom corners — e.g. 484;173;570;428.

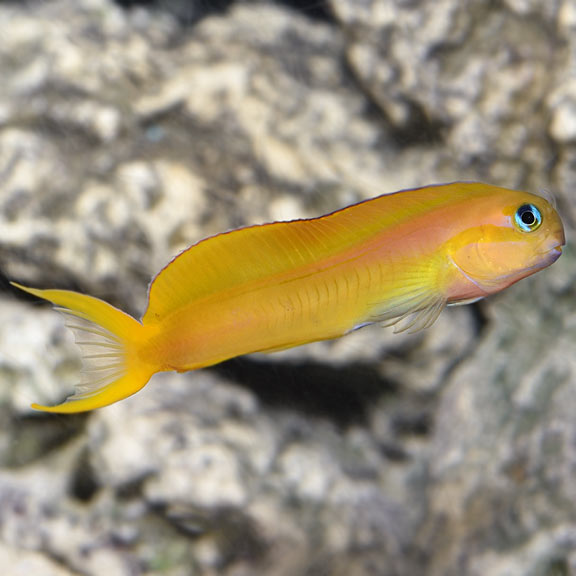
13;182;565;413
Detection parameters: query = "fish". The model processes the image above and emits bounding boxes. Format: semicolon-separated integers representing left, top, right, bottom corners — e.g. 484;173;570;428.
12;182;565;413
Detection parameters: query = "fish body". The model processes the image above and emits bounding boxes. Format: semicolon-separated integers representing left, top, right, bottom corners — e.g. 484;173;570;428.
13;182;565;413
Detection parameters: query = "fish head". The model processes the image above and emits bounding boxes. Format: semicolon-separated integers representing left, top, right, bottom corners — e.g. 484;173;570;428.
447;190;565;295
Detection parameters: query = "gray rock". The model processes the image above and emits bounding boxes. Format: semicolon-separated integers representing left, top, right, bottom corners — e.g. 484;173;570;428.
419;255;576;576
0;297;82;415
0;543;77;576
87;370;426;574
330;0;568;186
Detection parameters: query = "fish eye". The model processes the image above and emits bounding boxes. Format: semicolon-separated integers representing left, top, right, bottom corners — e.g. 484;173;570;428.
514;204;542;232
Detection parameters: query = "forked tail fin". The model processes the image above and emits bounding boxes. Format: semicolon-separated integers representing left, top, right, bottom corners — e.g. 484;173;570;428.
11;283;156;413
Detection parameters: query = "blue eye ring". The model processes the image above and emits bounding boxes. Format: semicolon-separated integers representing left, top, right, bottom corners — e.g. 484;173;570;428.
515;204;542;232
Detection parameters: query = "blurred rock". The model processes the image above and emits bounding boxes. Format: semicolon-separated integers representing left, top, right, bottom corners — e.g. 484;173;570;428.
330;0;568;187
417;254;576;576
0;299;73;413
0;543;75;576
114;0;235;25
86;371;426;575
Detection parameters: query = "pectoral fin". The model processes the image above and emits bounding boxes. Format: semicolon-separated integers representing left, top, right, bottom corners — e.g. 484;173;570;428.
367;274;447;334
381;291;446;333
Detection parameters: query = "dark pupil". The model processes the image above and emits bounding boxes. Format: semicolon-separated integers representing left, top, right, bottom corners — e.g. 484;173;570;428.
520;209;535;225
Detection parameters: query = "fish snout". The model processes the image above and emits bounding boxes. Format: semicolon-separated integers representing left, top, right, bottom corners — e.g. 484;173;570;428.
539;234;564;265
547;245;563;264
540;222;566;255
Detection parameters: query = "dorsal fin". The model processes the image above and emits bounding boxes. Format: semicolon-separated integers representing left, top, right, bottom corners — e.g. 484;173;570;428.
142;215;366;324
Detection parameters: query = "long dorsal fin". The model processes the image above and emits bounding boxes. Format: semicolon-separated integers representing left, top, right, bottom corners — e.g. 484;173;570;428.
142;214;370;324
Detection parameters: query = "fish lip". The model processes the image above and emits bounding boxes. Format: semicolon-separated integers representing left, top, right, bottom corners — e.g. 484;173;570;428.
532;236;564;266
547;243;563;253
543;244;563;263
538;235;565;256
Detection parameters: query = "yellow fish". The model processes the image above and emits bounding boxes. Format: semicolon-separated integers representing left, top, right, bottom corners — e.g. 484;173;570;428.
13;182;565;413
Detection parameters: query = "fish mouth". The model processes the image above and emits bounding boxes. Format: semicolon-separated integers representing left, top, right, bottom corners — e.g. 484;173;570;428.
540;242;563;264
538;228;565;258
549;244;563;261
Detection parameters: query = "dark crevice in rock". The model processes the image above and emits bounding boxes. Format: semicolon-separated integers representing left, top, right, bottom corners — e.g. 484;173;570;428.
0;268;19;294
114;0;335;25
342;56;446;148
204;508;267;567
213;357;396;428
116;477;149;501
469;301;491;338
378;442;410;463
1;252;89;300
114;0;236;25
70;448;100;502
160;504;269;567
6;269;145;321
387;100;446;147
424;307;488;399
2;412;86;468
391;409;431;437
543;557;570;576
368;94;446;148
275;0;335;23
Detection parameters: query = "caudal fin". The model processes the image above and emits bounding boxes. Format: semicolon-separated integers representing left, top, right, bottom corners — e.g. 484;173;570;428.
12;283;156;413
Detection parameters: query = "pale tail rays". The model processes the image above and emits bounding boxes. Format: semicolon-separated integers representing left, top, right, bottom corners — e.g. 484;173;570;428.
54;307;126;400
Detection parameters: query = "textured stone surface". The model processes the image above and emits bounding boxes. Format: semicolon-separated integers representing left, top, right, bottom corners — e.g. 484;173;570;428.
0;543;76;576
330;0;568;187
421;261;576;576
0;0;573;575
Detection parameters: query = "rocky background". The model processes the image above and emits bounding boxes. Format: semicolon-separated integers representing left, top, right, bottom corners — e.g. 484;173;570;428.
0;0;575;575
